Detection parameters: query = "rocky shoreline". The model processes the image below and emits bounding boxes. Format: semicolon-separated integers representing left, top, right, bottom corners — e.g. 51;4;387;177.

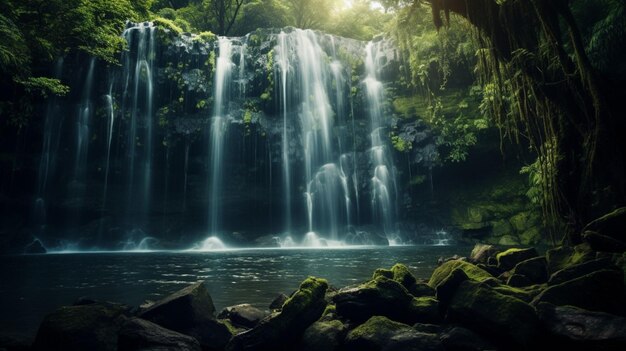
1;241;625;351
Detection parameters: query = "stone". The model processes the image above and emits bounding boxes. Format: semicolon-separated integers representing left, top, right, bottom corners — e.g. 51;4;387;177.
23;239;46;254
435;268;469;309
446;280;541;348
226;277;328;351
537;303;626;348
343;316;443;351
439;326;495;351
506;274;533;287
469;244;499;264
476;263;503;277
333;276;440;324
519;227;542;245
217;304;268;328
372;263;417;290
33;303;128;351
139;282;215;331
299;320;346;351
118;318;201;351
512;256;548;284
408;282;435;297
497;235;520;246
546;246;574;273
510;212;533;232
548;257;616;285
138;282;232;350
269;293;288;311
0;332;32;351
428;260;493;288
491;219;512;237
582;231;626;253
583;207;626;243
496;248;538;271
533;269;625;314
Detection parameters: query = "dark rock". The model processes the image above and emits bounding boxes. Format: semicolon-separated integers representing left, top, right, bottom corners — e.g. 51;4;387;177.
23;240;46;254
217;304;268;328
532;269;625;314
334;276;440;324
408;282;435;297
299;320;346;351
118;317;201;351
506;274;534;288
372;263;417;290
546;246;574;273
0;333;32;351
583;207;626;242
33;303;128;351
226;277;328;351
138;282;232;350
538;303;626;349
412;323;443;334
446;280;541;348
469;244;499;264
269;293;288;311
548;257;616;285
435;268;469;309
139;282;215;332
496;248;538;271
73;297;98;306
343;316;443;351
439;326;495;351
512;256;548;284
475;263;502;277
428;260;493;288
490;283;535;302
583;231;626;253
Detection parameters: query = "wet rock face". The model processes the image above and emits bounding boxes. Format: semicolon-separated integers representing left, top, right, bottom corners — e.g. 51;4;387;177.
496;247;538;271
343;316;443;351
118;318;201;351
217;304;268;328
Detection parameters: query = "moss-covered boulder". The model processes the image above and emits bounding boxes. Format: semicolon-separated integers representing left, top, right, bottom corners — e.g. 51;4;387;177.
343;316;443;351
408;282;436;297
118;317;201;351
512;256;548;285
372;263;417;290
582;231;626;253
439;326;496;351
548;257;616;285
33;303;129;351
532;269;625;314
469;244;499;264
428;260;493;288
217;304;268;328
226;277;328;351
446;280;541;348
537;302;626;348
583;207;626;245
333;276;441;324
496;248;538;271
299;320;346;351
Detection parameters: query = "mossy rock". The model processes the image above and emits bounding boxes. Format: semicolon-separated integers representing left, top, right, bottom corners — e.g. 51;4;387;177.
226;277;328;351
372;263;417;290
469;244;500;264
519;227;542;245
583;207;626;242
546;244;595;274
299;320;346;351
447;280;541;348
496;248;538;271
428;260;493;288
548;257;616;286
532;269;625;314
333;276;441;325
344;316;443;351
512;256;548;285
491;220;512;237
497;235;520;246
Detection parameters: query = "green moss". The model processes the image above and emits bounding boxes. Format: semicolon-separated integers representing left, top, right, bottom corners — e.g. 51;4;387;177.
429;260;493;288
391;264;417;289
372;268;393;280
282;277;328;316
153;17;183;35
322;304;336;316
347;316;410;339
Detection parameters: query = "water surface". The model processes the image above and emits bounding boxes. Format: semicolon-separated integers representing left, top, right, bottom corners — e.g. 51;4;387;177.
0;245;468;337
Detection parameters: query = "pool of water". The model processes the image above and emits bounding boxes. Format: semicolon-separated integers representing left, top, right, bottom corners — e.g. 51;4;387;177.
0;245;469;337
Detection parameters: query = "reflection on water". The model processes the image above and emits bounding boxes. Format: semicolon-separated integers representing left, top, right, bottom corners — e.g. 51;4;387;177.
0;245;468;336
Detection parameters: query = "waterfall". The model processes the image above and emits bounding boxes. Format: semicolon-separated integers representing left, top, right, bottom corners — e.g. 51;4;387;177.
276;31;292;233
102;83;115;208
209;37;235;235
121;22;156;218
364;41;397;242
75;58;96;182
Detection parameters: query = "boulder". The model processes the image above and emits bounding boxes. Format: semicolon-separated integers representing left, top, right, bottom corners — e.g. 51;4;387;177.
532;269;625;314
469;244;499;264
446;280;541;348
497;235;520;246
0;332;32;351
583;207;626;243
372;263;417;290
506;274;534;288
343;316;443;351
546;244;595;274
538;303;626;348
435;268;469;309
512;256;548;284
496;248;538;271
548;257;616;285
269;293;288;311
217;304;268;328
33;303;128;351
334;276;440;324
139;282;216;331
428;260;493;288
138;282;232;350
118;318;201;351
439;326;495;351
226;277;328;351
582;231;626;253
299;320;346;351
408;282;435;297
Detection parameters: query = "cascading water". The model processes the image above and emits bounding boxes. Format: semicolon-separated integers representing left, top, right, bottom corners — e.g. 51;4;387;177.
75;58;96;182
276;31;292;233
364;41;398;242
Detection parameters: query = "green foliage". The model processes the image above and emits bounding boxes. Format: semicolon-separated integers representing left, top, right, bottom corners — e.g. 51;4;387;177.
231;0;290;36
153;17;184;34
17;77;69;98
